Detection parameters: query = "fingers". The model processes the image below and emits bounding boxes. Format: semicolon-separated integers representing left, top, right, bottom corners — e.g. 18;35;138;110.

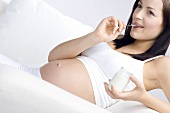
105;81;136;101
104;82;120;99
112;19;125;36
117;19;124;32
109;16;119;34
103;16;125;34
113;19;125;34
130;75;144;89
104;76;147;101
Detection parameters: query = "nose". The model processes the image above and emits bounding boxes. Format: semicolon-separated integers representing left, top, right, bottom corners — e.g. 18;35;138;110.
133;10;143;20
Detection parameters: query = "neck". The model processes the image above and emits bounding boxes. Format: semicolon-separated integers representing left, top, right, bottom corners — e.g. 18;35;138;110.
130;40;155;53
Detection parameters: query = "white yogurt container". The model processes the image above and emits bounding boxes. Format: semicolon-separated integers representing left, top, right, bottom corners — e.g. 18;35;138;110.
109;67;131;92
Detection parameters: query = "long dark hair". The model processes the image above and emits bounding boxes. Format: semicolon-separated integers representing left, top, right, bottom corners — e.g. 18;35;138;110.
114;0;170;61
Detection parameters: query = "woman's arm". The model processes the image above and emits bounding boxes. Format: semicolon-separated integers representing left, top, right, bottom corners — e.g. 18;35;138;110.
140;92;170;113
48;16;126;62
142;56;170;112
48;33;99;61
104;74;170;113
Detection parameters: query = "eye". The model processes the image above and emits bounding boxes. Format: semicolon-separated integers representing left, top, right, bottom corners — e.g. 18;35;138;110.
147;11;154;16
137;2;142;8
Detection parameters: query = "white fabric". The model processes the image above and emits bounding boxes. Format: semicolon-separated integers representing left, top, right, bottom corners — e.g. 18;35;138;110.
0;64;158;113
0;0;8;15
165;45;170;57
107;100;158;113
82;42;158;90
82;42;144;83
82;42;163;84
77;56;118;108
0;53;41;78
80;42;163;108
0;64;111;113
0;0;92;67
2;0;10;3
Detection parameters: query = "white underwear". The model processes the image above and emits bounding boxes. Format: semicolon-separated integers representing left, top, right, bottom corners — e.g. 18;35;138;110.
76;56;119;108
0;53;41;79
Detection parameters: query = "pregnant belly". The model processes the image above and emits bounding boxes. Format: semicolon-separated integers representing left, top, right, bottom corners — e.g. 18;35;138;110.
40;58;90;84
40;58;95;103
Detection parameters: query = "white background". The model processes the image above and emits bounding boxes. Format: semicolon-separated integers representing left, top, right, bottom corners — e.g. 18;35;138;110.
3;0;135;28
44;0;135;28
3;0;168;102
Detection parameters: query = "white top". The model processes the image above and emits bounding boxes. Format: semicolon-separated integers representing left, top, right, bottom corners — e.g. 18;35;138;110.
81;42;162;90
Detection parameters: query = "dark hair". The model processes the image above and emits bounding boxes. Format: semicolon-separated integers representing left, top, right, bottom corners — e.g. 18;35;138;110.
114;0;170;61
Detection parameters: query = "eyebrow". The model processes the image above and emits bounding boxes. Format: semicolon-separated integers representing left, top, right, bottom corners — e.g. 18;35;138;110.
139;0;159;13
147;7;158;13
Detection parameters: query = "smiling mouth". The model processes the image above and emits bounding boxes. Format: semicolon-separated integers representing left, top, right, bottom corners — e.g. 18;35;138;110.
133;25;144;28
132;23;144;28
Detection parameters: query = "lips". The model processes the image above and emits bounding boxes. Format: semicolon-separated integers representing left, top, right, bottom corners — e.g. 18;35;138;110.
132;22;144;28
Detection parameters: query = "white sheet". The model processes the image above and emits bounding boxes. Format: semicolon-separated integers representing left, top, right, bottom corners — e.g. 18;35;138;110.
0;64;158;113
0;64;111;113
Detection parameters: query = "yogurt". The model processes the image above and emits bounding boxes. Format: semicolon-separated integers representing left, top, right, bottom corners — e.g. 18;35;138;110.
109;67;131;92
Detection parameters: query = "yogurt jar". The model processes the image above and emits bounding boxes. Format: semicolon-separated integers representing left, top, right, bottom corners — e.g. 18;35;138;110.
108;67;131;92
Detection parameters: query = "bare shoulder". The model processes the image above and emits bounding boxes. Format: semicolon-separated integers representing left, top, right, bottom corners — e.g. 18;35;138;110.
153;56;170;101
143;56;170;90
151;56;170;82
144;56;170;68
152;56;170;69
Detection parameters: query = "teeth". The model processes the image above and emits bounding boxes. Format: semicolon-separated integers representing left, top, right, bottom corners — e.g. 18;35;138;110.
131;24;137;27
127;24;137;27
127;24;144;28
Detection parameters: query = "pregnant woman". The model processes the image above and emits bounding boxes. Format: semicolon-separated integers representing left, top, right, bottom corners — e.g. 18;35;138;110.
1;0;170;112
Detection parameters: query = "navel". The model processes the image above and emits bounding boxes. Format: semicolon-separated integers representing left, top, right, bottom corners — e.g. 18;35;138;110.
56;62;61;67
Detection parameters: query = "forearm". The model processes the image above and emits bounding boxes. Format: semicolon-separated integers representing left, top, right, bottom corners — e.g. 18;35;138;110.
48;16;125;62
140;92;170;113
48;32;100;61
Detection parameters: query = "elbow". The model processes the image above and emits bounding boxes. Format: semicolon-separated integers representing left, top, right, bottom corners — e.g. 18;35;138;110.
48;54;52;62
48;51;55;62
48;51;62;62
48;57;52;62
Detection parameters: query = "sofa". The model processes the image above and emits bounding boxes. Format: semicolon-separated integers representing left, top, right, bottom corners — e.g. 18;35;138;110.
0;0;165;112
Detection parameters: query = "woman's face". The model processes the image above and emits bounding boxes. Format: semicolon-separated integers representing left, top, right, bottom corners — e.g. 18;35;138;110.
130;0;163;42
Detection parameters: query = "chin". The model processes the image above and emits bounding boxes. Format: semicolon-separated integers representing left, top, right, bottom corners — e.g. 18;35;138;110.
130;32;137;39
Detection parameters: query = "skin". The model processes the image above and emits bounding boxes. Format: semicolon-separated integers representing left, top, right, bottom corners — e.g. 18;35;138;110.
40;0;170;112
131;0;163;41
104;0;170;112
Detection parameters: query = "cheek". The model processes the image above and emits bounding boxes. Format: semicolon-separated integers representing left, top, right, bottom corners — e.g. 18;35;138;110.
145;20;159;29
144;21;163;36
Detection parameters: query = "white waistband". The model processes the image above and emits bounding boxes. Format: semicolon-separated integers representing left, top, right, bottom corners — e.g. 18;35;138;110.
76;56;119;108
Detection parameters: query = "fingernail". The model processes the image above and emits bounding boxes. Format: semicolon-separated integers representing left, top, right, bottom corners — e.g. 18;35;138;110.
104;82;108;85
130;75;135;79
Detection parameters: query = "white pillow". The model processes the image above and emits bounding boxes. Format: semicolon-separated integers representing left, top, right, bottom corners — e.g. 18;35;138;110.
0;64;110;113
0;0;8;15
0;0;93;67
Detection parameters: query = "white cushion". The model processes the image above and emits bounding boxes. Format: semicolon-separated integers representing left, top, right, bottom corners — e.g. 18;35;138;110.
0;64;110;113
0;63;158;113
0;0;92;67
0;0;8;15
106;100;158;113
